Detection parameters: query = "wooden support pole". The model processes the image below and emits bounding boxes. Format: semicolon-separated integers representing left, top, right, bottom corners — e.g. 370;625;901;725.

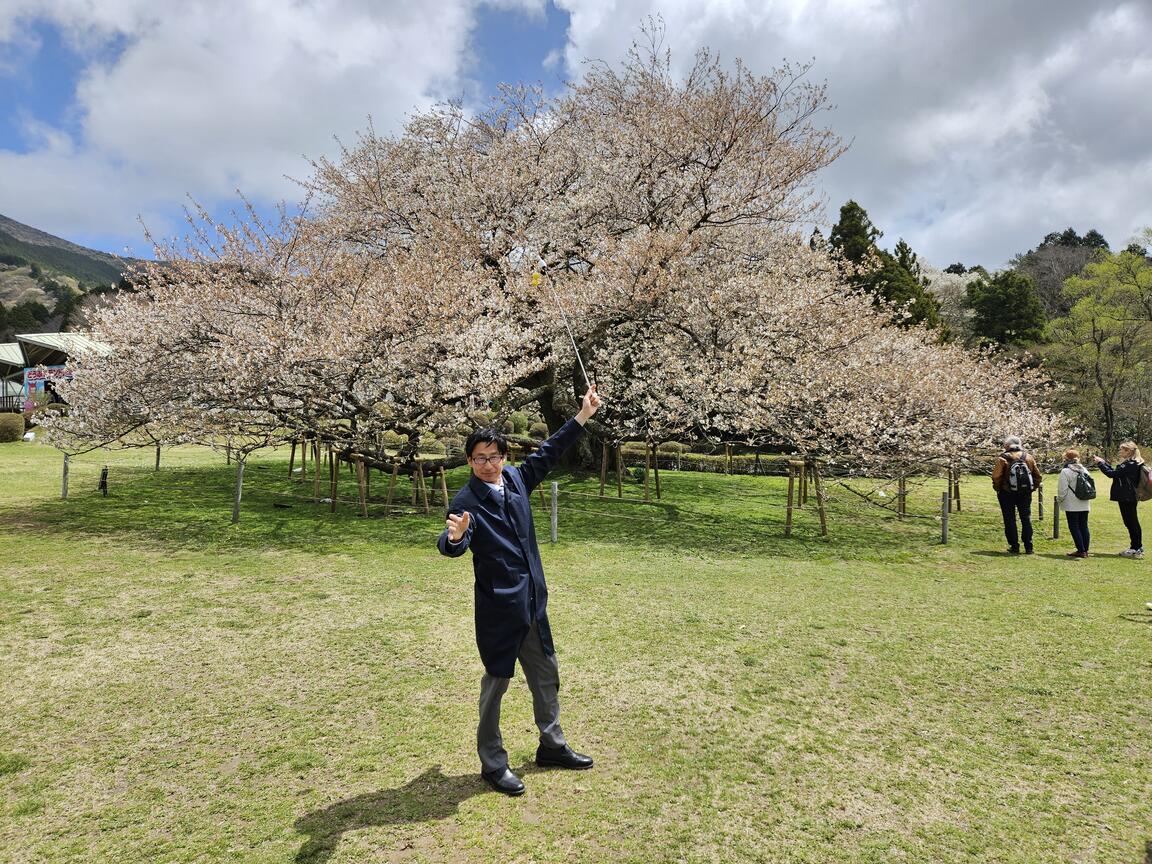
784;462;796;538
812;461;828;537
941;491;950;544
599;441;608;498
1052;494;1059;539
615;444;624;498
300;436;307;480
652;442;661;500
313;442;322;503
231;456;245;524
798;460;808;508
550;481;558;544
725;443;732;475
98;465;108;497
329;447;338;513
155;444;161;472
355;456;368;517
61;453;70;499
643;444;651;502
418;464;430;515
897;475;907;519
1037;489;1045;523
954;471;961;512
438;465;449;510
288;439;297;478
385;463;398;515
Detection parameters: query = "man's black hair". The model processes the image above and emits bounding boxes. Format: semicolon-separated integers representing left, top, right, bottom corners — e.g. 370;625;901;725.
466;427;509;457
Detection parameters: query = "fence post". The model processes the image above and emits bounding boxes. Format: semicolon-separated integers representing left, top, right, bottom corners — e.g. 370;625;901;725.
941;491;949;544
785;463;796;538
599;441;608;498
231;455;245;524
61;453;70;500
812;461;828;537
550;481;558;544
1037;488;1044;522
1052;494;1060;539
99;465;109;497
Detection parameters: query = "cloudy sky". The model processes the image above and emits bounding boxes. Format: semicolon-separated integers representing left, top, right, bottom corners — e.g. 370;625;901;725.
1;0;1149;269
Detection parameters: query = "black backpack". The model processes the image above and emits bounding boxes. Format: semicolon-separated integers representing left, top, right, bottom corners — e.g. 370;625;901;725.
1071;467;1096;500
1002;452;1033;493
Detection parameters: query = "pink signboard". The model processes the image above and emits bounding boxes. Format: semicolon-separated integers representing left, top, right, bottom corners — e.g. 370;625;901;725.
23;365;71;411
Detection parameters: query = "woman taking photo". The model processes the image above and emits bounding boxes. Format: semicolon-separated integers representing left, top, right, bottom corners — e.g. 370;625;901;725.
1093;441;1145;559
1057;448;1092;558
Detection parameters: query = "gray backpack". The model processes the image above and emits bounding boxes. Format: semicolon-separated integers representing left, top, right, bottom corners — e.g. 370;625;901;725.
1002;452;1033;493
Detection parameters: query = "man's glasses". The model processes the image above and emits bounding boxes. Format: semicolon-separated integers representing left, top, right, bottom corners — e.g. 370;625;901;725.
470;454;506;466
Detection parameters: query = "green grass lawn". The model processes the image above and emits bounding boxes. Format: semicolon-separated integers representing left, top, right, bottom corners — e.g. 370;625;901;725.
1;440;1150;863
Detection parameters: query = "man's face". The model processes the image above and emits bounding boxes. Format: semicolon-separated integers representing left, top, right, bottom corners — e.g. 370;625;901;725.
468;442;505;484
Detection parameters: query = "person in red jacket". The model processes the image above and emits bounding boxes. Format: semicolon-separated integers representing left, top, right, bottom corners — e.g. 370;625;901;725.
991;436;1044;554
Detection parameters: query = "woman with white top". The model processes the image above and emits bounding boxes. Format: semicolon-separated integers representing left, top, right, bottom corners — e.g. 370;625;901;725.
1057;448;1092;558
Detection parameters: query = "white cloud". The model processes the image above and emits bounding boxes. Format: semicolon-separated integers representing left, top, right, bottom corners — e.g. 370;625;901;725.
553;0;1152;266
3;0;1151;268
0;0;486;246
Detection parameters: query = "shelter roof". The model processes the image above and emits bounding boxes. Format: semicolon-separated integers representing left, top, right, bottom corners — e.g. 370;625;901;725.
0;342;22;368
15;332;109;367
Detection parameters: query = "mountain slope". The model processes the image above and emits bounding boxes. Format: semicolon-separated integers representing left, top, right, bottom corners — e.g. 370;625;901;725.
0;214;129;286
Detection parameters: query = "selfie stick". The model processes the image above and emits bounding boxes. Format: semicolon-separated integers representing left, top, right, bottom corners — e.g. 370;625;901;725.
533;271;591;391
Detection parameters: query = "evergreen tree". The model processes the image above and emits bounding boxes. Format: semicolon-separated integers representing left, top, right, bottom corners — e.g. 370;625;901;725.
965;271;1046;345
828;202;941;329
828;200;881;265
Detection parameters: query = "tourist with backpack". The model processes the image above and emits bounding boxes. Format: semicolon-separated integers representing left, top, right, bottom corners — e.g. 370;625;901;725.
1056;448;1094;558
1092;441;1148;559
991;436;1044;554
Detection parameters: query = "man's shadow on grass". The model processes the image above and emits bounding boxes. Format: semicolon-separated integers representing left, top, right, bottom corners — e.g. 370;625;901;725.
1119;611;1152;625
293;762;539;863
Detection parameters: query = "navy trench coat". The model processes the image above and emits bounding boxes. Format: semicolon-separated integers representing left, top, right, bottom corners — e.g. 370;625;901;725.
437;419;585;678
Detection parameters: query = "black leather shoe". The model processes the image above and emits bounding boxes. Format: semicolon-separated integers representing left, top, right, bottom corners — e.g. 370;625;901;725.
482;767;525;796
536;744;593;770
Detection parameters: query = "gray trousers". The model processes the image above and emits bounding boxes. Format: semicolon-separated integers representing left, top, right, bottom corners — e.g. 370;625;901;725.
477;618;566;773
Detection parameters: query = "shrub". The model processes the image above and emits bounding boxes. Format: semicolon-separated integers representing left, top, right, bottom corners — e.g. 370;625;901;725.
657;441;688;454
501;420;515;434
420;439;446;455
509;412;529;434
528;422;549;439
382;430;408;450
468;411;493;427
0;413;24;443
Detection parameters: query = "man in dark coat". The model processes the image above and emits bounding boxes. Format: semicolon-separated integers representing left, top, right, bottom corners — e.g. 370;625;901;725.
438;387;602;795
